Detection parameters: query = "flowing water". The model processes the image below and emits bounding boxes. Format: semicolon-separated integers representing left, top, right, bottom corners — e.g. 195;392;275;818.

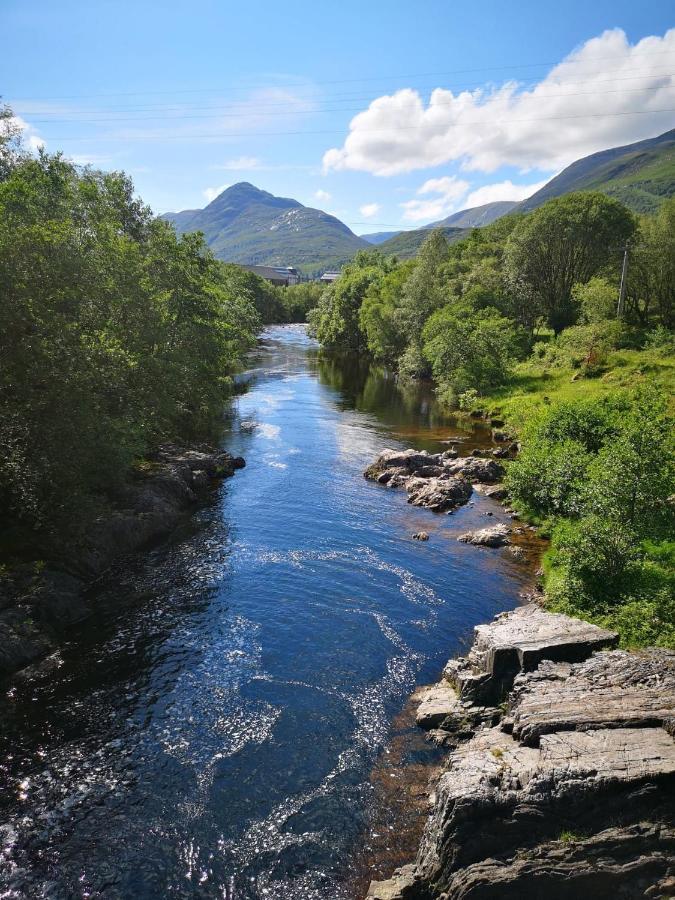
0;326;537;899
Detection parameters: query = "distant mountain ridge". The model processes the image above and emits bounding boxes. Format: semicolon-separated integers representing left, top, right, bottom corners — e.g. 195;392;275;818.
516;128;675;214
375;226;469;259
361;231;403;244
162;182;369;275
162;130;675;272
427;200;519;229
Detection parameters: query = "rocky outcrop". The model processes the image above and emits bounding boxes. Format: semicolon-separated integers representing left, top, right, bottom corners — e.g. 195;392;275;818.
0;445;245;678
457;524;511;548
364;449;505;515
368;606;675;899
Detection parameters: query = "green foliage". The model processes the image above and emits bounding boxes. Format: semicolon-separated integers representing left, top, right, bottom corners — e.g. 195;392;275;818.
508;384;675;647
532;320;628;374
504;192;636;333
359;261;414;365
0;150;259;541
218;263;284;324
278;281;323;323
627;197;675;328
573;276;617;323
309;260;386;351
422;305;517;400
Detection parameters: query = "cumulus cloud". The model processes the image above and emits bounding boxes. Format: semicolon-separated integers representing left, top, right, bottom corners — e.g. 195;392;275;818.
400;176;469;222
314;189;332;202
4;113;45;152
203;183;230;202
359;202;380;218
464;178;550;207
323;28;675;176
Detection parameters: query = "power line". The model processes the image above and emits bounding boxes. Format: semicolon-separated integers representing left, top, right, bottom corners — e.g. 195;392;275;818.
39;106;675;143
7;49;675;100
20;80;675;126
14;68;675;117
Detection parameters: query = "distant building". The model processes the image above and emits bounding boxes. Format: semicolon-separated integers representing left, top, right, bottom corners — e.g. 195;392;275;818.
320;271;341;283
242;265;300;286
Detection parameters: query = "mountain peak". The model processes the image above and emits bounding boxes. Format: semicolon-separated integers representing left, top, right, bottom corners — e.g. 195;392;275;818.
161;183;368;275
206;181;301;211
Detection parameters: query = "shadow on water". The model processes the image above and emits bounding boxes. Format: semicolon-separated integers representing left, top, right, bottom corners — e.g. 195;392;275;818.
0;325;539;900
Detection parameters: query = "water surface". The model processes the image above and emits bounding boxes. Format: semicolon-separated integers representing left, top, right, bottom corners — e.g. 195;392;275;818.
0;326;534;899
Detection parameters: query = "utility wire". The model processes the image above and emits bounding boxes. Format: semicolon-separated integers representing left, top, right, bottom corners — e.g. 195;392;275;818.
21;80;675;126
7;49;675;100
40;106;675;143
15;69;675;116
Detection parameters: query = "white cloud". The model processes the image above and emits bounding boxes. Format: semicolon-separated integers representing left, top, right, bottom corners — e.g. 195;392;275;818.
323;28;675;176
400;176;469;222
464;178;550;207
203;183;230;202
4;113;45;152
359;202;380;218
314;189;332;202
214;155;261;170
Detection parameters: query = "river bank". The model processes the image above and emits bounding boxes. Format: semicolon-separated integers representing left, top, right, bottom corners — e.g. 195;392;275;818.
360;441;675;899
367;602;675;899
0;445;245;677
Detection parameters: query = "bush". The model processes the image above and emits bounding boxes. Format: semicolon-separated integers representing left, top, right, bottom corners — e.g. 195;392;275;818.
422;305;517;401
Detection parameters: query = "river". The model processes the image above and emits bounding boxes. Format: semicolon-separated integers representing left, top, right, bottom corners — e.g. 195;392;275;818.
0;325;537;899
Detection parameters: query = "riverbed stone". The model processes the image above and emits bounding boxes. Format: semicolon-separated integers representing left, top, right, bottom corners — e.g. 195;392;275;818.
457;524;511;548
443;457;505;483
407;477;473;513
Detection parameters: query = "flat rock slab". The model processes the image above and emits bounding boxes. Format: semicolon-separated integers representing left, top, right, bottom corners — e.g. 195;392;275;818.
367;864;420;899
539;727;675;781
508;649;675;745
416;682;460;729
446;824;675;900
473;604;618;676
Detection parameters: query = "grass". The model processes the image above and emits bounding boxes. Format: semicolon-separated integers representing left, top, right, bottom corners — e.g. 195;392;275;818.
482;346;675;429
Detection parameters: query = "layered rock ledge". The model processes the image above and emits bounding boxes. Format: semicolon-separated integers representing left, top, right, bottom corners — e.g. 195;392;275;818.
0;445;245;677
367;605;675;899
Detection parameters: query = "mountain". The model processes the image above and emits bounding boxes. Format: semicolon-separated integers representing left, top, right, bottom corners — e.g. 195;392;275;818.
517;128;675;214
361;230;403;244
162;182;370;275
376;226;469;259
427;200;519;229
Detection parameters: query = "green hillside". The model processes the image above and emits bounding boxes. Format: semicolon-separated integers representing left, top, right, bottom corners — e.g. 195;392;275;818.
162;183;370;276
376;225;468;259
519;128;675;215
429;200;518;228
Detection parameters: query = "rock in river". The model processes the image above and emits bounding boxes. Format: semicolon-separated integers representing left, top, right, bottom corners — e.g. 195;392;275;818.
457;523;511;547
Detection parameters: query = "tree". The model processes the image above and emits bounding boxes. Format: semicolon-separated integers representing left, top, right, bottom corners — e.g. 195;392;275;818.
309;265;383;350
396;229;450;373
572;276;617;323
504;192;636;333
628;198;675;328
359;261;414;364
0;150;259;539
421;305;517;402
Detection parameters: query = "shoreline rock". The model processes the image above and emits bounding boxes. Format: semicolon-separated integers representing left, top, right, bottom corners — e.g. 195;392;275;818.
367;606;675;899
364;448;505;515
0;445;245;678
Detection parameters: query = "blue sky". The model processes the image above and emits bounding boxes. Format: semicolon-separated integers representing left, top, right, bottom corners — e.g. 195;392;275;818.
2;0;674;233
